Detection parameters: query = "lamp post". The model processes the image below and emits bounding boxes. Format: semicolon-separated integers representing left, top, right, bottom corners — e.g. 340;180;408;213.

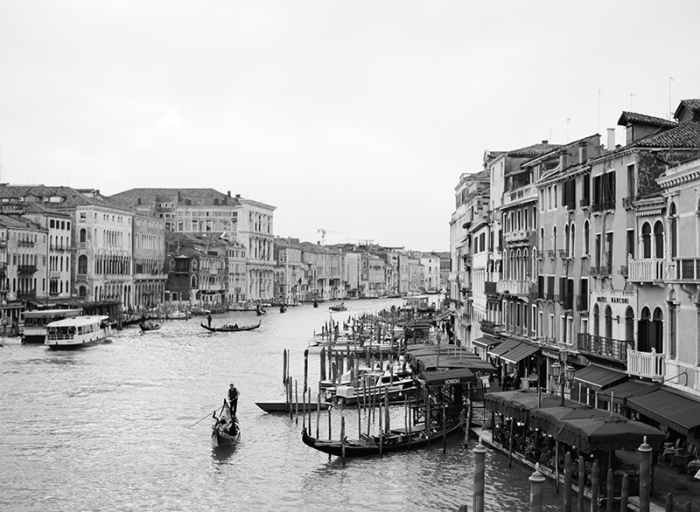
551;360;575;406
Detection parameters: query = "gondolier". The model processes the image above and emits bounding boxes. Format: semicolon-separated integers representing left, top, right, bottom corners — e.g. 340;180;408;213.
228;383;240;416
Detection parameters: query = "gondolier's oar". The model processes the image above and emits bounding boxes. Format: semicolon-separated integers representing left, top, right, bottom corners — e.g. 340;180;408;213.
187;406;222;429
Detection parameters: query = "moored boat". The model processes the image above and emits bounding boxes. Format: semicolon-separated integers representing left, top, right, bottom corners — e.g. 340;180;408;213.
255;399;331;413
329;302;347;312
301;416;463;457
211;400;240;448
45;316;113;350
200;321;261;332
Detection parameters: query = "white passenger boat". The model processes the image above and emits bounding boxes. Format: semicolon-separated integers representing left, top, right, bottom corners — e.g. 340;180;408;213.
45;315;113;350
21;308;83;344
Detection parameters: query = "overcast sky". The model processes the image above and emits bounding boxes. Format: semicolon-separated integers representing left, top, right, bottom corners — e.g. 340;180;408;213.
1;2;699;252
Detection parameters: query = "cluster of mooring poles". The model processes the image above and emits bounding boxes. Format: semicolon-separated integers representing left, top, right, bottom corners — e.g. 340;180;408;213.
458;437;693;512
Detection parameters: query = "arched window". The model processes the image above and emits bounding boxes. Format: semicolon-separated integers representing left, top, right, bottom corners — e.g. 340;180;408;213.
516;249;521;280
78;285;86;298
190;275;198;289
552;226;557;252
654;221;664;259
593;303;600;337
78;255;88;275
669;202;677;258
524;249;530;279
652;307;664;353
79;228;87;243
638;307;651;351
584;220;590;255
604;305;613;339
565;225;570;256
642;223;652;258
191;259;198;272
540;227;545;252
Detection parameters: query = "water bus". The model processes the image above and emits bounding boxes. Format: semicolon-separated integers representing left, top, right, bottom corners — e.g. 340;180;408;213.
45;315;113;350
21;308;83;344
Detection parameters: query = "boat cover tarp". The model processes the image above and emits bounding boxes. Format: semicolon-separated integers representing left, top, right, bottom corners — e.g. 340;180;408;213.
555;416;666;452
419;368;476;386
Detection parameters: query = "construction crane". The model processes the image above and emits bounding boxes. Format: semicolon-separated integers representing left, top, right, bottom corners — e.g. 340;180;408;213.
317;228;342;245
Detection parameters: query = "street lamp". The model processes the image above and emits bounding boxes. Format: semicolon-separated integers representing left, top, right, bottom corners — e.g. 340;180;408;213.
551;361;575;406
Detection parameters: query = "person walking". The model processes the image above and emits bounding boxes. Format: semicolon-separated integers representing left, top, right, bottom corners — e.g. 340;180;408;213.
228;383;240;416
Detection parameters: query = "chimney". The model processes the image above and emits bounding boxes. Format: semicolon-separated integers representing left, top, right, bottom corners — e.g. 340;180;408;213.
578;141;588;164
227;191;231;197
559;149;567;170
607;128;615;151
235;194;241;199
542;140;548;144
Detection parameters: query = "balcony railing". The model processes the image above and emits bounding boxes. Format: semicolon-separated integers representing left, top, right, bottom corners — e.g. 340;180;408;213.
17;240;35;247
622;196;635;210
598;264;612;276
674;258;700;281
497;280;530;297
559;249;569;260
503;184;537;206
17;289;37;300
18;265;38;274
628;259;665;282
504;229;534;244
480;320;502;335
547;250;556;259
580;197;590;208
578;333;633;362
590;266;598;276
592;201;615;213
627;348;665;380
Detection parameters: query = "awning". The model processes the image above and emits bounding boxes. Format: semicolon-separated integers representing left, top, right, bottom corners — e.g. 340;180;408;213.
627;388;700;436
501;342;540;365
419;368;475;386
574;364;628;391
596;379;659;405
473;335;501;349
487;338;520;358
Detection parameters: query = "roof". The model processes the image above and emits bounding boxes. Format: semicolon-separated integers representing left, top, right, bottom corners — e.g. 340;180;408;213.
487;337;520;357
632;121;700;148
472;334;502;349
110;188;239;208
574;364;628;391
507;142;562;159
0;185;132;212
627;387;700;435
47;315;110;327
617;111;677;128
674;99;700;120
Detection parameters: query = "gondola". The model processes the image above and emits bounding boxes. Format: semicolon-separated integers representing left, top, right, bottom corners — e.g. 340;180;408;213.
328;302;346;312
301;417;463;457
211;400;240;448
200;321;261;332
255;307;268;316
139;321;161;332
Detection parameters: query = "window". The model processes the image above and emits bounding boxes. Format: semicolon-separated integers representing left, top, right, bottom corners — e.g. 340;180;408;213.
627;164;636;199
595;234;601;266
642;222;652;258
669;202;677;258
654;221;664;259
626;229;635;259
606;233;613;268
78;255;88;274
80;229;87;243
584;220;590;255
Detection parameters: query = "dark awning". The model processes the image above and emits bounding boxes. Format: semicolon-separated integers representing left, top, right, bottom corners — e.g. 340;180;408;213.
501;343;540;365
473;335;501;349
419;368;475;386
627;388;700;436
596;379;660;405
487;338;520;358
574;364;628;391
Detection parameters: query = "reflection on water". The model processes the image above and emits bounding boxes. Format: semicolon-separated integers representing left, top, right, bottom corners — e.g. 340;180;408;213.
1;299;565;511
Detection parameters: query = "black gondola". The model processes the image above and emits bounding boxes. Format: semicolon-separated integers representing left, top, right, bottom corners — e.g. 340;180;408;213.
200;321;261;332
301;417;463;458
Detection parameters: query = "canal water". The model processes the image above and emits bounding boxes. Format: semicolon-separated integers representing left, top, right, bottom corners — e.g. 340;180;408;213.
0;298;565;511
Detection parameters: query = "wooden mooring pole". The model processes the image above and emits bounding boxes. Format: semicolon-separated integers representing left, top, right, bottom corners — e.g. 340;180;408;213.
472;438;486;512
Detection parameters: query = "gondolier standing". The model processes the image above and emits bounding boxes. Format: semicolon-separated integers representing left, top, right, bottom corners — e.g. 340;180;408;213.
207;313;212;327
228;383;240;416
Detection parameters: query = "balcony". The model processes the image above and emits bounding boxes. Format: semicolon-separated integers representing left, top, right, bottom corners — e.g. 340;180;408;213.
559;249;569;260
627;349;665;380
480;320;502;335
504;229;534;244
547;250;556;259
17;240;35;248
673;258;700;281
592;201;615;213
589;266;598;276
619;265;629;278
622;196;635;210
628;259;665;283
462;254;472;267
497;280;530;297
17;289;37;300
598;264;612;276
18;265;38;274
50;244;67;252
577;333;632;363
503;184;537;207
580;197;590;209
